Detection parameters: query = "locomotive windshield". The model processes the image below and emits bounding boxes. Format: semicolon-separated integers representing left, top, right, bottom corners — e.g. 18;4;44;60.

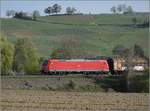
42;60;48;66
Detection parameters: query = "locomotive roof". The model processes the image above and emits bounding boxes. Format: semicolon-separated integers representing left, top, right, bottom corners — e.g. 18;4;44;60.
54;59;107;61
49;56;109;60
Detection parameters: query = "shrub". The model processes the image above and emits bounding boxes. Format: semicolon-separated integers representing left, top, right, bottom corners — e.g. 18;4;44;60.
78;84;105;92
94;76;127;92
66;80;75;90
129;74;149;93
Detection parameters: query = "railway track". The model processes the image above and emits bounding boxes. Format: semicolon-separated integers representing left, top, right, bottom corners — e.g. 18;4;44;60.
1;74;122;78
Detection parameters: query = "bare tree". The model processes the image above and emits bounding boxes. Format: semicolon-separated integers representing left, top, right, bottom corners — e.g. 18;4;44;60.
121;4;127;13
126;6;133;14
117;4;127;14
117;5;122;14
10;10;15;17
6;10;16;18
110;6;116;14
6;10;11;17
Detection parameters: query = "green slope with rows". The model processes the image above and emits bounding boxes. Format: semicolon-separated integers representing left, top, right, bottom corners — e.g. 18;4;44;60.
1;13;149;58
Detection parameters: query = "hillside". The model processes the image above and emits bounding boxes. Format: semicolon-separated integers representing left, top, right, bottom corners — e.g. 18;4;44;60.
1;14;149;58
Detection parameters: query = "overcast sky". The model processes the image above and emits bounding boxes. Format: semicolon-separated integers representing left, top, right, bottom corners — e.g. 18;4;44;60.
0;0;149;18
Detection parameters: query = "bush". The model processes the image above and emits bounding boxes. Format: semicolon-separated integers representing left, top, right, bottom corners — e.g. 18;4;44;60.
129;74;149;93
144;68;149;76
65;80;76;90
54;81;76;91
25;63;40;74
78;84;105;92
41;85;54;91
94;76;127;92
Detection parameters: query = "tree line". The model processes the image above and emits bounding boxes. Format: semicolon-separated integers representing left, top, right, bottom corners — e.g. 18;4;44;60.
6;3;78;19
6;3;138;19
110;4;133;14
44;4;77;15
6;10;40;20
6;3;149;27
6;4;134;19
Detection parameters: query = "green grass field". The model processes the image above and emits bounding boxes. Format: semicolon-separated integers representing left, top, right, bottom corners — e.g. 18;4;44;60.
1;13;149;58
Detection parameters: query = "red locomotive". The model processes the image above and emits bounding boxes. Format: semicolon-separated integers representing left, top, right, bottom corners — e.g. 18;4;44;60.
41;58;110;74
41;56;148;75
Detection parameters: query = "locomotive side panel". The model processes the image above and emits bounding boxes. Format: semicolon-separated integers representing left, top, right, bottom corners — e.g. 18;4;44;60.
46;59;109;73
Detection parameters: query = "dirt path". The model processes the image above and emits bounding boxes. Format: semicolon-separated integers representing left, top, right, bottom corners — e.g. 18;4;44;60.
1;89;149;111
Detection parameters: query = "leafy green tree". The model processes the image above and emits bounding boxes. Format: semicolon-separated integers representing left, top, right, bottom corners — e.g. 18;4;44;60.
14;12;23;18
52;4;61;14
66;7;77;15
33;10;40;20
13;38;40;74
44;7;53;15
44;4;61;15
0;35;14;75
14;11;33;20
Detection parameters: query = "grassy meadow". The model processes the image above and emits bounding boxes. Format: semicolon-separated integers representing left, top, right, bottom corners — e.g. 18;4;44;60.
1;13;149;58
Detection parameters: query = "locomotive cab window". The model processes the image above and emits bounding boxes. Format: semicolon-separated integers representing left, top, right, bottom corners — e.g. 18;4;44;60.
43;60;48;66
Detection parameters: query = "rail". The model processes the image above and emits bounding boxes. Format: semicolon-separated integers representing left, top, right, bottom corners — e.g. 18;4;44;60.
1;74;123;78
